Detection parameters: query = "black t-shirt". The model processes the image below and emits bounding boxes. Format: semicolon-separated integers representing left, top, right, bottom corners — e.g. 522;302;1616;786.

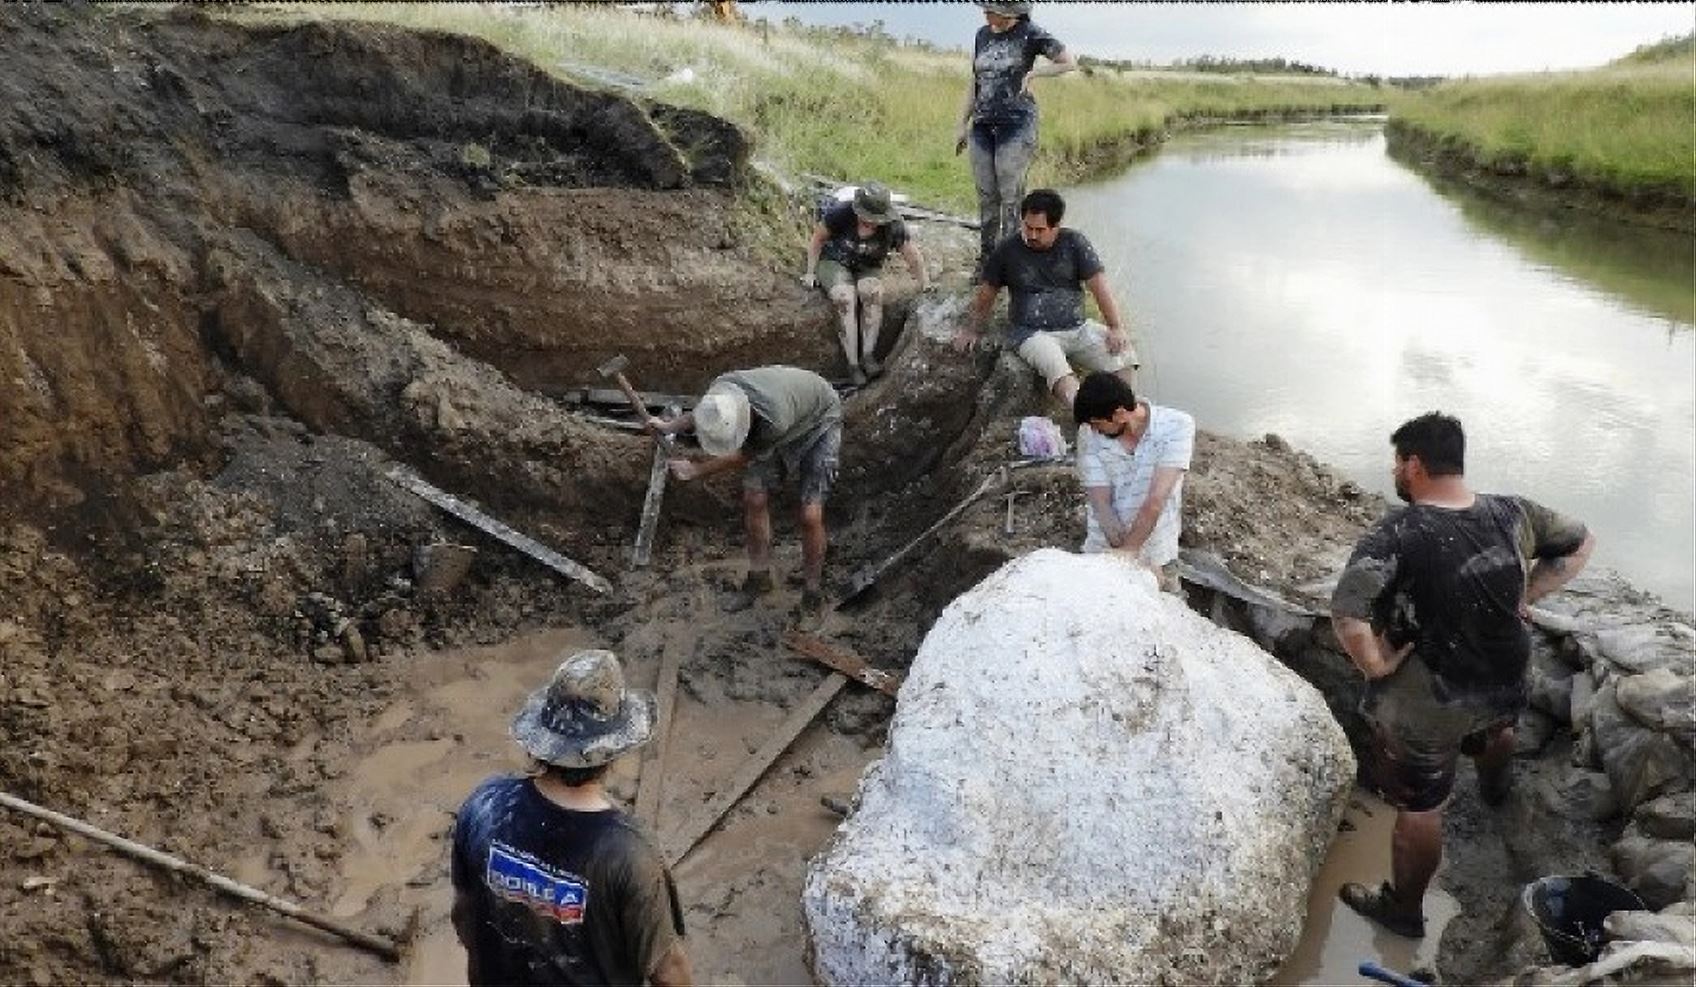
451;776;684;987
971;19;1064;125
819;200;909;272
980;228;1105;346
1331;494;1588;699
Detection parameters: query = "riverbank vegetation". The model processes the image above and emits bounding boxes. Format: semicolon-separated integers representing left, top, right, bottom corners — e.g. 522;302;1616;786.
1387;33;1695;205
230;3;1386;210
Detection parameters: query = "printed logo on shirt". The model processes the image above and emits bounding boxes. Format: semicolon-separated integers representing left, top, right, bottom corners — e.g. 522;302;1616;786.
485;843;589;925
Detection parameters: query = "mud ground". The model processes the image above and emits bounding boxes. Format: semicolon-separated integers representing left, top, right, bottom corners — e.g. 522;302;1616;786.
0;6;1636;985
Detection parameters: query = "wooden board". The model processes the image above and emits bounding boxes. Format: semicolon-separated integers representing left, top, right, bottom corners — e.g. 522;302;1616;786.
661;672;847;866
783;631;903;698
385;467;612;594
634;635;687;830
631;442;669;568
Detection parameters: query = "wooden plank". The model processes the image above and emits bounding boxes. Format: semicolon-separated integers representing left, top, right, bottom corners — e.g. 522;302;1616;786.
634;635;687;830
783;631;903;698
662;672;848;866
562;388;695;412
630;404;679;569
385;467;612;594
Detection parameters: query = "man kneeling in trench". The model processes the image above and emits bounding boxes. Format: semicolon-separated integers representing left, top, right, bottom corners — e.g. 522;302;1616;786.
651;365;842;612
1330;412;1593;938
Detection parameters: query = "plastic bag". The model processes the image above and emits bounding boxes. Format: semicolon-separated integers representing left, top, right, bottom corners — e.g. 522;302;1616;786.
1016;416;1069;459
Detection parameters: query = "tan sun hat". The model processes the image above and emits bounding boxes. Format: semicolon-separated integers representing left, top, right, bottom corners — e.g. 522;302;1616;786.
694;383;751;457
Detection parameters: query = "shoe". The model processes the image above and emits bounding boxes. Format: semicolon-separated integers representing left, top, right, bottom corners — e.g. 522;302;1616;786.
1338;881;1426;938
861;355;883;378
723;570;774;613
799;587;827;615
849;367;868;387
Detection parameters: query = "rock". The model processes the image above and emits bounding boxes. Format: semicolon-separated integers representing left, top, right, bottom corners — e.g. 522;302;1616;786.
413;542;476;595
1604;908;1696;947
311;643;345;665
1516;707;1557;755
1528;660;1574;724
803;550;1354;985
1538;766;1619;821
1616;667;1694;736
1611;833;1693;910
340;624;368;663
1570;671;1600;729
339;532;370;588
1634;791;1696;841
1595;624;1689;675
1592;684;1693;810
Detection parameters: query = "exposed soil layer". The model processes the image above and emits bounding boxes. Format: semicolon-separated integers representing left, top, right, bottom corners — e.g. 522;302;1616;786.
0;7;1678;986
1385;118;1696;235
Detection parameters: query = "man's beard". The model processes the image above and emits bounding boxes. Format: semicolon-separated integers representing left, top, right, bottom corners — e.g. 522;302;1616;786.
1394;476;1412;503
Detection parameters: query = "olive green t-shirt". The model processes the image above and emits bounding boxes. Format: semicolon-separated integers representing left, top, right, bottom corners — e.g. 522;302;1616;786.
712;366;841;460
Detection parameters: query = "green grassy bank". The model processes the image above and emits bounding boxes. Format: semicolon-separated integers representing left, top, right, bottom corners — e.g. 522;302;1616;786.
1387;34;1695;207
229;3;1387;211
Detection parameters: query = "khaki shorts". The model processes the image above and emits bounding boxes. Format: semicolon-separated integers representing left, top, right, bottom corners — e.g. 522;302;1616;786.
1015;321;1137;388
1361;657;1523;812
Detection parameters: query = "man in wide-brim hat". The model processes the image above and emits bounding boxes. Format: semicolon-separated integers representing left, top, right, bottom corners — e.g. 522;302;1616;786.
802;181;931;385
451;649;693;986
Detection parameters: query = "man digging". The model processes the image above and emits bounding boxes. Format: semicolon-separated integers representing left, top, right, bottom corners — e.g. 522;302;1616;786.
651;365;842;613
951;188;1136;405
1330;412;1594;937
451;649;693;986
1071;371;1194;593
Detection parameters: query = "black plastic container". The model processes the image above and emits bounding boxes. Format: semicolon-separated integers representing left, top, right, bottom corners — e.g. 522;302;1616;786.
1522;874;1646;967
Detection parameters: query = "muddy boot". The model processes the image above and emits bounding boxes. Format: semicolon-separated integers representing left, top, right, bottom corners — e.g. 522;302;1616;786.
1338;881;1426;938
849;366;868;387
861;354;883;379
797;586;827;619
723;570;774;613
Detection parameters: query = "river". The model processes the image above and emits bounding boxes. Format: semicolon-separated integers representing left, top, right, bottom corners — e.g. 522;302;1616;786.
1063;117;1695;611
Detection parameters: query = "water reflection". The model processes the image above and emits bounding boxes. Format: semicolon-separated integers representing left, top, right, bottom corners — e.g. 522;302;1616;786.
1064;120;1695;609
1406;166;1695;326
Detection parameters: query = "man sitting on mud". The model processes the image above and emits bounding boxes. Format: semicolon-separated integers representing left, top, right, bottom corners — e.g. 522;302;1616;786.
652;365;842;612
951;188;1136;405
1071;371;1194;592
802;182;931;386
451;649;692;986
1330;412;1594;938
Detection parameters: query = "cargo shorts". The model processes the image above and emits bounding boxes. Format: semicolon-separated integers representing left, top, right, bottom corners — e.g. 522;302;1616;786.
1360;656;1522;813
744;421;842;505
1015;320;1138;389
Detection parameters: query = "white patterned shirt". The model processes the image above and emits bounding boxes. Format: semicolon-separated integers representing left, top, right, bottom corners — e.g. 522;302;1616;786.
1077;403;1195;564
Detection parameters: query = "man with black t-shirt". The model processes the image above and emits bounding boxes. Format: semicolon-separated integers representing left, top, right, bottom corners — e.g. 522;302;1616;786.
951;188;1135;405
451;649;692;986
1329;412;1594;938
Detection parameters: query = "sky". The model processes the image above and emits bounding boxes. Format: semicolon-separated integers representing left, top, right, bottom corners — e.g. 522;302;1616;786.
749;2;1696;77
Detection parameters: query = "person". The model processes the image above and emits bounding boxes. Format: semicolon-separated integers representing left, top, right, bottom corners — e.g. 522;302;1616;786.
451;649;693;986
955;1;1076;263
651;365;841;611
802;182;931;385
1071;371;1194;593
1329;412;1594;938
951;188;1136;405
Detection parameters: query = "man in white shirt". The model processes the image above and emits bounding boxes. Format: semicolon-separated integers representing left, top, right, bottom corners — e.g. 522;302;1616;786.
1072;371;1194;592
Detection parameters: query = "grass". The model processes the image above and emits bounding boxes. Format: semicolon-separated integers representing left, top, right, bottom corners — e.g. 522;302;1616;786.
220;3;1387;210
1389;35;1695;198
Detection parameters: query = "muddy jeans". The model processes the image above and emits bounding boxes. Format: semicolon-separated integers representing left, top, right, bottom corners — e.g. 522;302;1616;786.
968;115;1039;259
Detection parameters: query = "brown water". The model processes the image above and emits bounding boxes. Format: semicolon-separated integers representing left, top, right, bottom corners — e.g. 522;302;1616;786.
1276;792;1460;985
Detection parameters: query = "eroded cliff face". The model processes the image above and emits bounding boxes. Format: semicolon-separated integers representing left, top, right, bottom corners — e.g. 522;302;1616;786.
0;5;837;523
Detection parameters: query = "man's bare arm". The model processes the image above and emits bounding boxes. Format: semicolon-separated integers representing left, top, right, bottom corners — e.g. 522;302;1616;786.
1113;465;1184;557
1084;271;1130;357
1525;531;1596;610
952;282;1000;351
1332;615;1411;680
1085;485;1128;547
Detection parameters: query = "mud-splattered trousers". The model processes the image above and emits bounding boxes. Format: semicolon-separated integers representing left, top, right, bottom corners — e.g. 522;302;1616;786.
969;114;1039;260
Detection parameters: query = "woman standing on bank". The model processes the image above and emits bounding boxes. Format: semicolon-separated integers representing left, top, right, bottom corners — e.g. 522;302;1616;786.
956;1;1077;263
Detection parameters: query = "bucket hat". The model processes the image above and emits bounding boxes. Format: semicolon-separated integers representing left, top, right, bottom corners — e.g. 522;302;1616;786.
851;182;899;225
511;649;655;768
694;383;752;457
980;2;1033;17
